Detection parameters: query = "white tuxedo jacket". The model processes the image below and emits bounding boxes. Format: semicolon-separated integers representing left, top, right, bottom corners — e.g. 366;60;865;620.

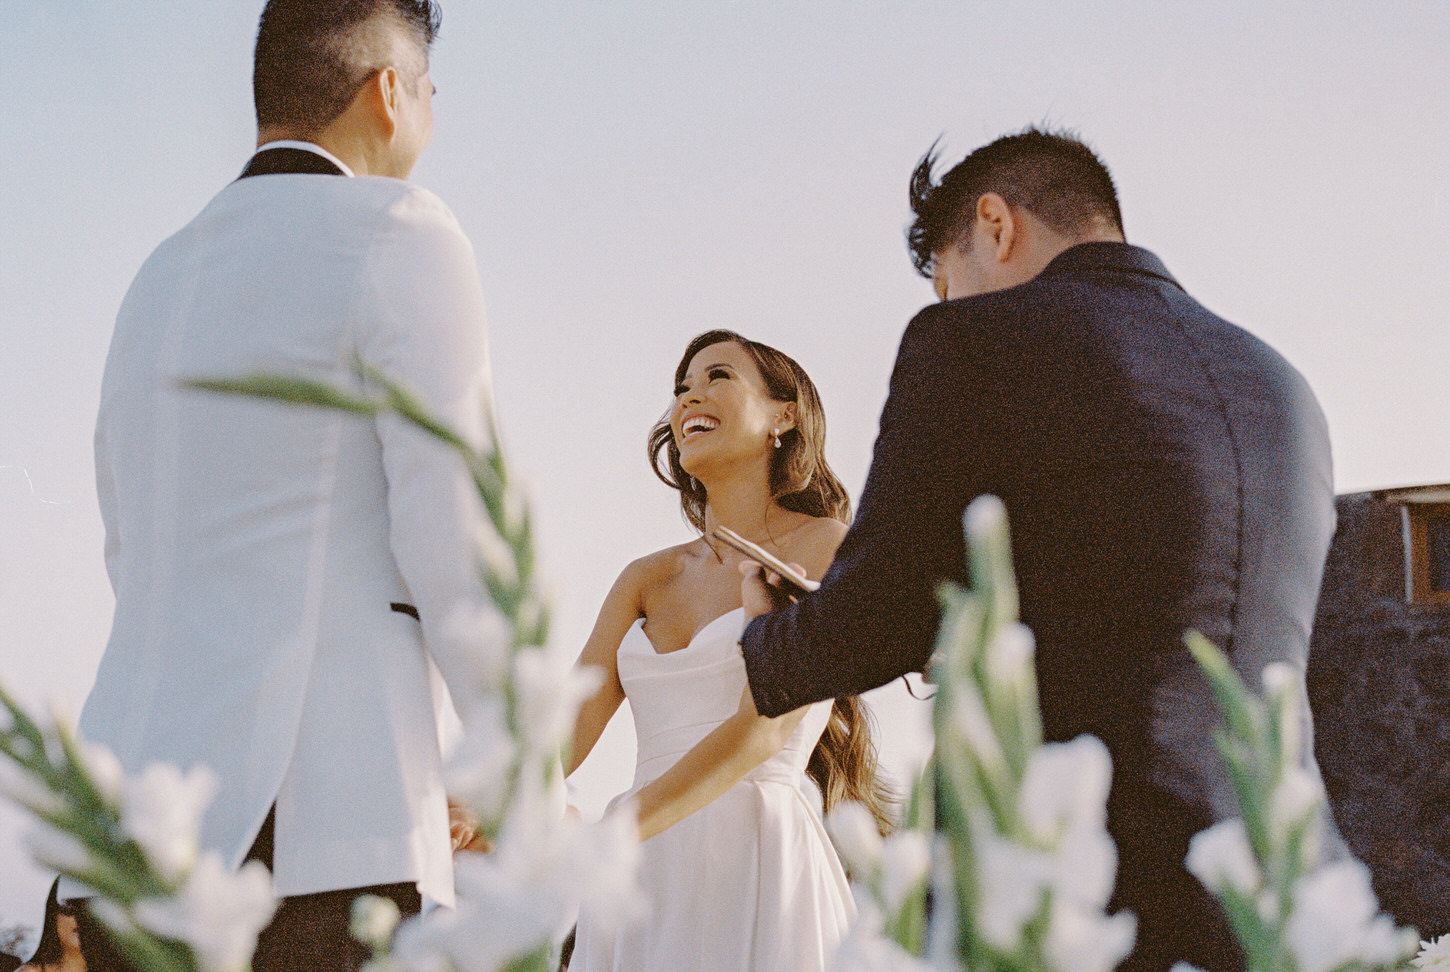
82;161;495;904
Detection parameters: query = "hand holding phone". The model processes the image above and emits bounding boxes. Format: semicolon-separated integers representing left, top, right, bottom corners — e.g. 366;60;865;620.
712;525;819;600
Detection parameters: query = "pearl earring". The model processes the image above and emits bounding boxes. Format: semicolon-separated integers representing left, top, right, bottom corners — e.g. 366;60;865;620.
772;428;782;449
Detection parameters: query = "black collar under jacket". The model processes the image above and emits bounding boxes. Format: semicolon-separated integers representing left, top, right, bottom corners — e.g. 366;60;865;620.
237;146;347;179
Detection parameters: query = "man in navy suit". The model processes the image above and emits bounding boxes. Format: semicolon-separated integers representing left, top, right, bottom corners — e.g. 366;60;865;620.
741;128;1336;971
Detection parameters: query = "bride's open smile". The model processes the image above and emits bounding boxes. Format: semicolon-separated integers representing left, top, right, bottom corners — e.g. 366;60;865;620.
670;341;792;476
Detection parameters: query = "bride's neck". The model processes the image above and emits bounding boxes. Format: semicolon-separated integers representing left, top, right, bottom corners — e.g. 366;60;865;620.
700;466;786;542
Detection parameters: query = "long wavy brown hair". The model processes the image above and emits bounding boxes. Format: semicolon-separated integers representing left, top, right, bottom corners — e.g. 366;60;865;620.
648;329;895;833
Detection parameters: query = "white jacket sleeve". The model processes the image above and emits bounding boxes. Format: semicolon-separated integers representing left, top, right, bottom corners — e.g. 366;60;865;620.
355;186;501;712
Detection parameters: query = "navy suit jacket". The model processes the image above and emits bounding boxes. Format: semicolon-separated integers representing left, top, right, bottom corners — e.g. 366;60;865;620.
741;241;1335;970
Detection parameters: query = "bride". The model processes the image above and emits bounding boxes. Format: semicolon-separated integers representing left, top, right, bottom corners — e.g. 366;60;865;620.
567;329;893;972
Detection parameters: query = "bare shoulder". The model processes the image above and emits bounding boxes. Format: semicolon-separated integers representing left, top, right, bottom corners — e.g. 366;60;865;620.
787;516;850;578
620;542;697;601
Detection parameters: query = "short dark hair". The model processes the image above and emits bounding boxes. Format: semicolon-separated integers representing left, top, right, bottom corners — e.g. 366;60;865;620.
253;0;441;135
906;126;1123;278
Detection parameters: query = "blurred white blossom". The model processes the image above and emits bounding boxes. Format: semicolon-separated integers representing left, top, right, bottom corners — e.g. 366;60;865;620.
949;686;1006;775
444;696;518;823
983;623;1035;694
826;801;886;874
26;822;92;873
127;854;276;972
1042;898;1136;972
976;833;1053;950
830;895;938;972
392;806;641;972
1185;818;1262;897
0;758;65;815
1020;737;1117;908
878;830;932;916
85;742;127;804
352;895;403;952
511;647;602;754
121;762;218;882
436;597;513;692
1285;859;1416;972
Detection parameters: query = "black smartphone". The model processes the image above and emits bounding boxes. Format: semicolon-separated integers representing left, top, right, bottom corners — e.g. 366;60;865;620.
711;525;820;599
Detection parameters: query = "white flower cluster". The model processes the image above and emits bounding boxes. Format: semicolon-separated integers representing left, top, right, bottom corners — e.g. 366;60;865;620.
826;497;1135;972
369;641;641;972
975;736;1136;972
382;807;641;972
96;855;276;972
1182;640;1420;972
0;703;278;972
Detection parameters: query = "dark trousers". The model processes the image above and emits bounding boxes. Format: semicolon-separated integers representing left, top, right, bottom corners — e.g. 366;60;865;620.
76;808;422;972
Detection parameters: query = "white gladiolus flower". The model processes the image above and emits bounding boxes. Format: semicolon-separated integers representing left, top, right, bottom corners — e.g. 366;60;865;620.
828;895;937;972
878;830;932;916
826;801;886;874
1185;819;1261;895
1261;662;1296;698
0;759;66;816
963;494;1008;543
351;895;402;951
1019;736;1111;840
132;854;276;972
84;742;126;804
572;808;645;932
26;823;92;874
1285;858;1415;972
444;696;519;821
984;623;1035;693
949;686;1006;774
1414;934;1450;969
1019;736;1117;907
976;833;1053;950
1269;766;1324;829
392;795;642;972
1043;898;1136;972
121;762;217;882
511;647;603;754
436;597;513;692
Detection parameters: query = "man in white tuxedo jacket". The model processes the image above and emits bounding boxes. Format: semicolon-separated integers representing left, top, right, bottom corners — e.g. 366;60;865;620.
76;2;490;968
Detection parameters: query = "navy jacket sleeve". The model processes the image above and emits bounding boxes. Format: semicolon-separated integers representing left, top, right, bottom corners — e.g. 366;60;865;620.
741;303;1005;716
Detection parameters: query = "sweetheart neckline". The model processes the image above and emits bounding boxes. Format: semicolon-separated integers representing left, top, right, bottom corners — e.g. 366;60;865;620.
632;607;744;657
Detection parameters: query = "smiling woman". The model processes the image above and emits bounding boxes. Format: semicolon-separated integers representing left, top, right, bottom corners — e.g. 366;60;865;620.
564;329;892;972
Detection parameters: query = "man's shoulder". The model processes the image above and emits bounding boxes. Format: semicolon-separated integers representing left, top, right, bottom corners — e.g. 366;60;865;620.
216;175;463;235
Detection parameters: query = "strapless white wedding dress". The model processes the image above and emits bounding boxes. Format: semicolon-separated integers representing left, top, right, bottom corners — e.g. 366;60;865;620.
573;608;854;972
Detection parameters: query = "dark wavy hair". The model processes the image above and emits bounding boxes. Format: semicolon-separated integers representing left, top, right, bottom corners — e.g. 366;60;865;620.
907;126;1123;278
254;0;441;135
648;329;894;832
649;329;850;532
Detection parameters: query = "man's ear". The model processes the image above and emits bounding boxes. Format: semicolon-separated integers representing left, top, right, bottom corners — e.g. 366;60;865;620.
370;66;402;140
975;192;1018;263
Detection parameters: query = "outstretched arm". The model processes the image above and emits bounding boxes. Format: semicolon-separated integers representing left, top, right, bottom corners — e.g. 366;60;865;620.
626;687;810;841
568;561;647;775
624;522;844;840
741;305;1002;716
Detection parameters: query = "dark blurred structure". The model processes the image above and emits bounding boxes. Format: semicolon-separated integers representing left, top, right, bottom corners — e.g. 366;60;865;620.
1308;483;1450;936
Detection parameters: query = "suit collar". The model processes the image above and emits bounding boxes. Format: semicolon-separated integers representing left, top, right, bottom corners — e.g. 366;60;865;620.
238;143;350;180
1037;241;1180;290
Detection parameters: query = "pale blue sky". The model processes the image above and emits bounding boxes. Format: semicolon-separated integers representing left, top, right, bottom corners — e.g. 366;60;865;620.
2;0;1447;936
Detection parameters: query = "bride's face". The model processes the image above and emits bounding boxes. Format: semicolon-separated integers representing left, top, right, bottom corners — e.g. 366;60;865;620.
671;341;792;478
